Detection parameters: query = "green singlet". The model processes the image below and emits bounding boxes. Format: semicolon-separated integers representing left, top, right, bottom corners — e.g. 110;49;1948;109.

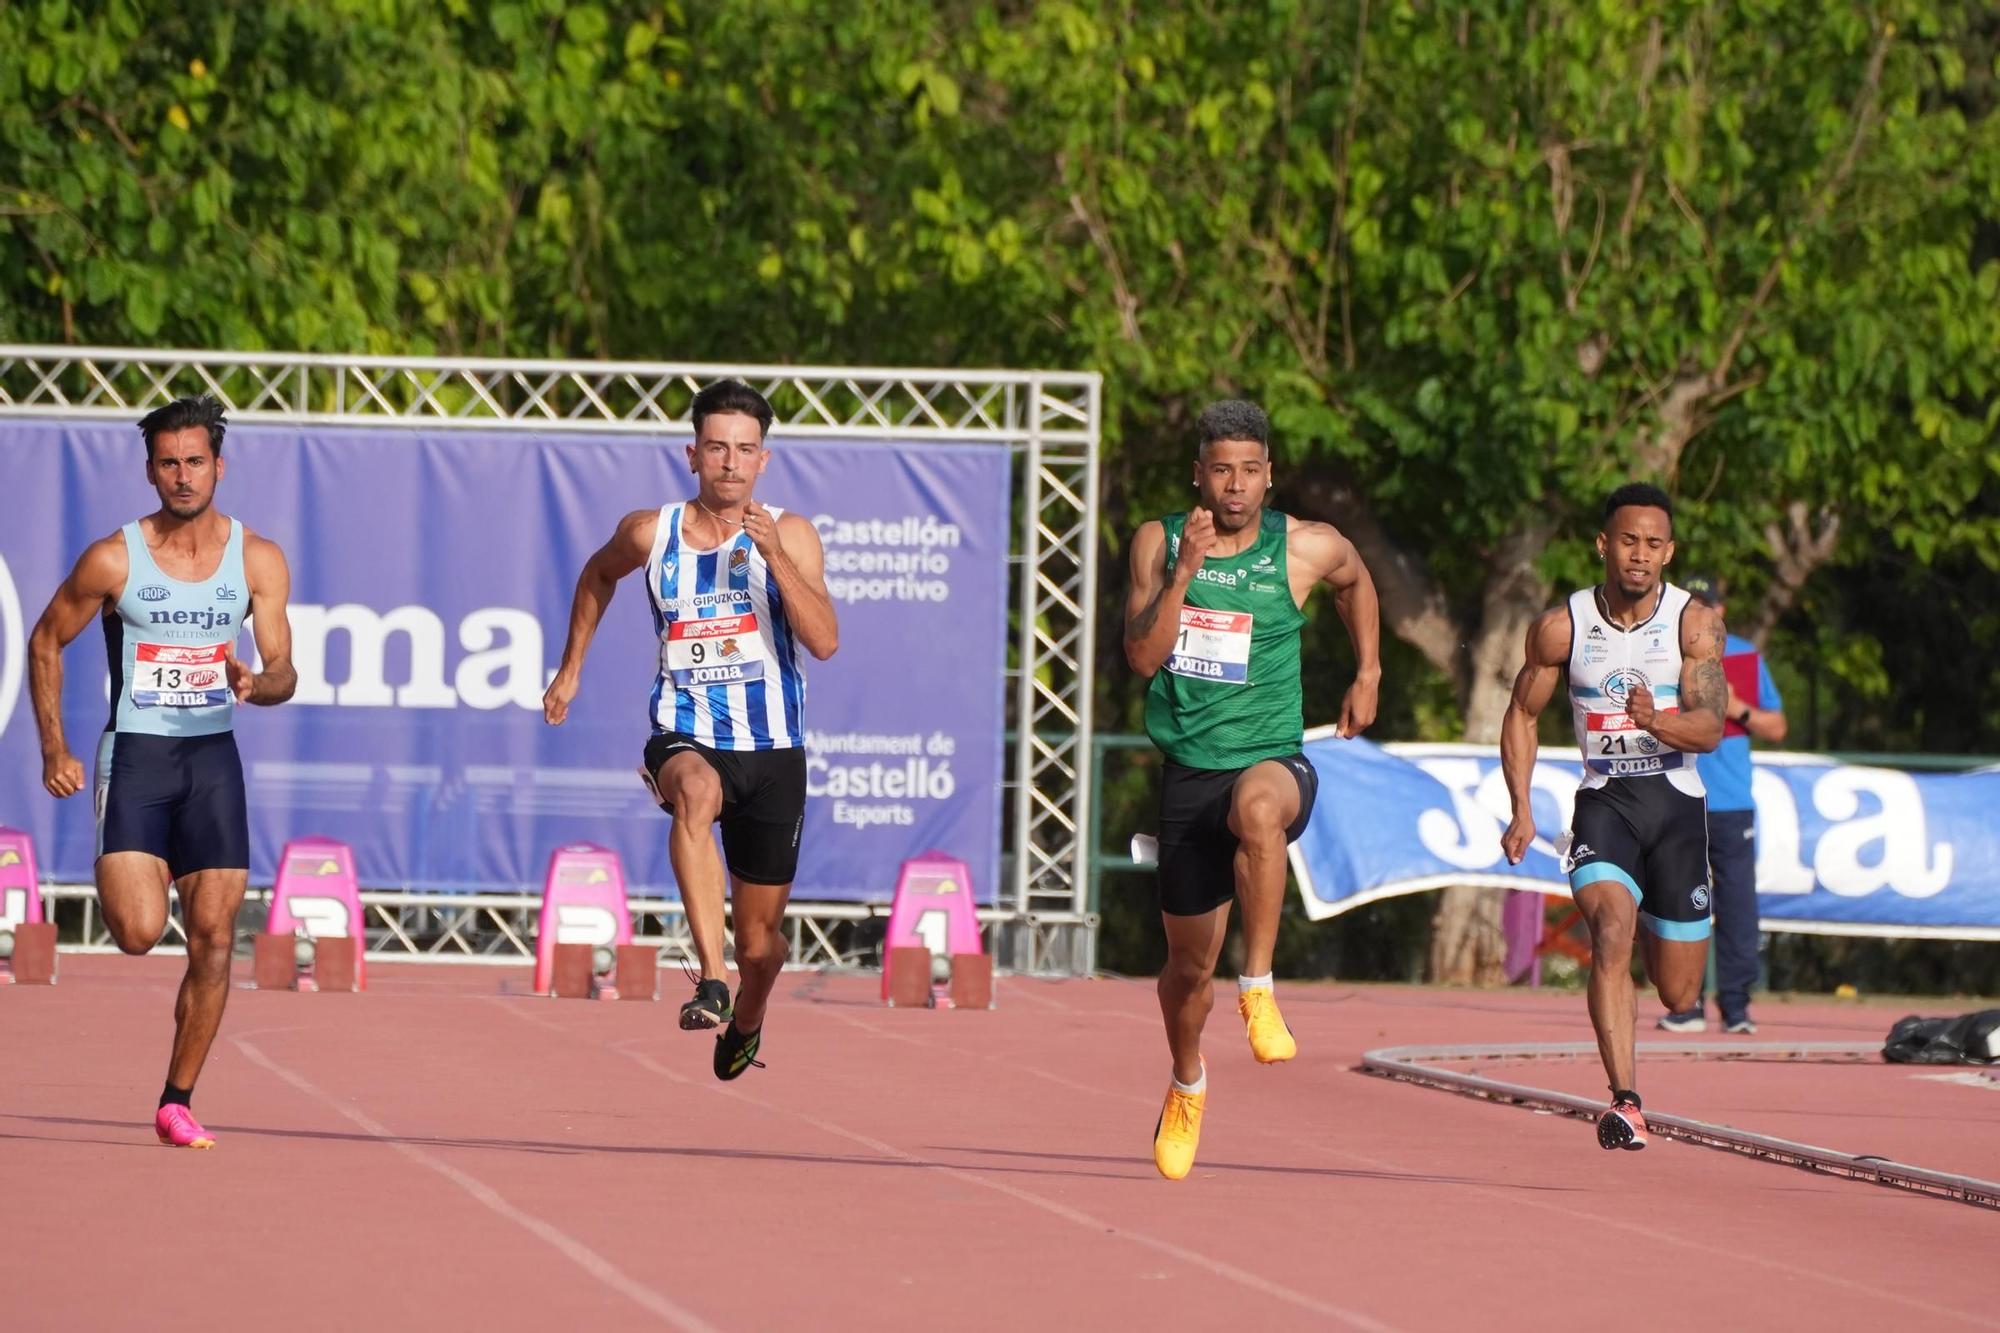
1144;508;1307;769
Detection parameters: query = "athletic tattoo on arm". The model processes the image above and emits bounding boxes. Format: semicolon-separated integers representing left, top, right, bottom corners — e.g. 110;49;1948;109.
1129;597;1164;640
1683;612;1728;721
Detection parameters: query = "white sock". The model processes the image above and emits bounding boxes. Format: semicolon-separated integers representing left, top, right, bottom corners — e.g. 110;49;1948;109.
1172;1063;1207;1095
1238;972;1273;993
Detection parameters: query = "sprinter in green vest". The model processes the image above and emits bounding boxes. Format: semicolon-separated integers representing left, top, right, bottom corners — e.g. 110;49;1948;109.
1124;399;1380;1180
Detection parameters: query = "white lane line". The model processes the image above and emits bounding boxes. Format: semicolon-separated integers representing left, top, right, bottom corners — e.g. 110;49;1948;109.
233;1035;723;1333
491;1000;1397;1333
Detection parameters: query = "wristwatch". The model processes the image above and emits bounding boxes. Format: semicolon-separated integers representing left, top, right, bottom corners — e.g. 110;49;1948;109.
1732;706;1752;726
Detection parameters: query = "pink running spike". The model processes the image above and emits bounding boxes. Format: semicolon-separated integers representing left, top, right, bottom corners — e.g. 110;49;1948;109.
155;1105;216;1149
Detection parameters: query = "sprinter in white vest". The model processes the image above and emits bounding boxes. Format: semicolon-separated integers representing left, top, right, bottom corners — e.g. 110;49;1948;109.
28;394;298;1150
544;380;838;1081
1498;482;1726;1152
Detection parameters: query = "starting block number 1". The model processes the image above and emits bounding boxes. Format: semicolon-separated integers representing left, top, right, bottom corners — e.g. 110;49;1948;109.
911;908;950;959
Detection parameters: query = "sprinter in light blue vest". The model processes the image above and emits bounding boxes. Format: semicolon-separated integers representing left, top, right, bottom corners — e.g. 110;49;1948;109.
28;394;296;1150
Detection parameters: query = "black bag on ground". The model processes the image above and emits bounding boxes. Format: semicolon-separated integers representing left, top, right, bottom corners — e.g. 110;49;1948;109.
1881;1008;2000;1064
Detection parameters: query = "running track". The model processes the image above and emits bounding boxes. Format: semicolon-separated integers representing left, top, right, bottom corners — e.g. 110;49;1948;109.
4;957;1994;1331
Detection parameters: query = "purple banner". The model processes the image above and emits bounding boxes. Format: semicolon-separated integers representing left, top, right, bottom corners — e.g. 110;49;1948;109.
0;421;1010;902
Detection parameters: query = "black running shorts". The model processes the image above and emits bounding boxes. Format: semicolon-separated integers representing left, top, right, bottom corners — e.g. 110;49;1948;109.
1155;752;1319;917
1567;779;1712;940
643;732;807;886
94;730;249;879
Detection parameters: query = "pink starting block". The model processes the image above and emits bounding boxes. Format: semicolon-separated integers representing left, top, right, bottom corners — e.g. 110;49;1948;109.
0;827;56;986
880;852;989;1008
0;827;44;931
267;837;367;992
533;844;633;996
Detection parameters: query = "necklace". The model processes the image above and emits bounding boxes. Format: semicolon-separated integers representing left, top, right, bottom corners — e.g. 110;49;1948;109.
693;496;744;530
1595;582;1662;629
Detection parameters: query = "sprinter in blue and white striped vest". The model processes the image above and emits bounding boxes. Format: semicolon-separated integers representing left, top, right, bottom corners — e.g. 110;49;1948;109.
28;394;298;1149
544;380;838;1077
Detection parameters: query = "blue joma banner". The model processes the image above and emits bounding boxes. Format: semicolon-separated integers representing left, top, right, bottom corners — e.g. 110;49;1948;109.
1289;735;2000;939
0;422;1010;902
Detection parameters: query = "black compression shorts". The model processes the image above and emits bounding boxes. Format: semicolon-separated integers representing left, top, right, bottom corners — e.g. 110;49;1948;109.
1155;753;1319;917
643;732;807;886
1566;779;1712;940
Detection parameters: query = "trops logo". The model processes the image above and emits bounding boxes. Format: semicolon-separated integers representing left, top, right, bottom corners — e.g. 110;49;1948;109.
0;554;22;740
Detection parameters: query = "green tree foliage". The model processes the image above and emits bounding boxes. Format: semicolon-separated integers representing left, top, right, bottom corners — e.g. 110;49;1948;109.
4;1;1995;983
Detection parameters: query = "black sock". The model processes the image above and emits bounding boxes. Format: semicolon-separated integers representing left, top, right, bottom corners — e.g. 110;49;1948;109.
159;1082;193;1110
1611;1088;1641;1109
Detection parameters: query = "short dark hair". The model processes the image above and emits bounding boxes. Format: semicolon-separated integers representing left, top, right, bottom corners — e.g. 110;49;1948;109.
1196;399;1270;453
691;379;773;439
1601;481;1672;532
138;394;227;460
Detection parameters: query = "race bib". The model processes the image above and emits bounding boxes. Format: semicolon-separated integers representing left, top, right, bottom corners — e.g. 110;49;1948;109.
132;642;231;709
1166;607;1251;684
1585;708;1684;776
665;613;767;689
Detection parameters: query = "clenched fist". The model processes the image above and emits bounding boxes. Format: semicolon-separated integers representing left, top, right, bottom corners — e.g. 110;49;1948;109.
1174;506;1216;579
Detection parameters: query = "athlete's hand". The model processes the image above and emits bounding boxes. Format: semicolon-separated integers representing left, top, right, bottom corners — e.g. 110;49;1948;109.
743;502;783;560
543;669;579;726
1174;506;1216;579
43;750;85;800
1625;681;1657;729
226;645;256;703
1336;673;1378;738
1500;811;1536;865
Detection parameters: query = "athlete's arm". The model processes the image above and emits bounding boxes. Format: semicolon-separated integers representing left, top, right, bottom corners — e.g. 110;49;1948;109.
751;505;839;660
234;532;297;705
1500;607;1570;864
1626;601;1726;753
27;534;127;798
1290;518;1382;738
1124;514;1210;678
544;508;655;725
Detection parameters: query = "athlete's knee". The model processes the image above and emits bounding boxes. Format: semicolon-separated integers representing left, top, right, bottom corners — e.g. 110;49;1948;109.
184;918;235;965
1657;977;1700;1011
1158;948;1214;994
1586;910;1636;963
1227;789;1287;842
734;925;788;973
105;916;161;956
663;770;723;823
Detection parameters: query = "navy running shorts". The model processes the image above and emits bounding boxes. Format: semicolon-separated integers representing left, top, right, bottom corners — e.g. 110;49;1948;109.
93;730;249;879
1567;779;1711;940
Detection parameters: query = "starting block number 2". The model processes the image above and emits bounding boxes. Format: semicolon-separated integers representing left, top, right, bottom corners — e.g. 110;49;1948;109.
553;902;622;946
282;895;353;939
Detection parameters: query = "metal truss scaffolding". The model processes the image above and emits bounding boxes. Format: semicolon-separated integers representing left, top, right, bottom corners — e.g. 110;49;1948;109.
3;346;1102;974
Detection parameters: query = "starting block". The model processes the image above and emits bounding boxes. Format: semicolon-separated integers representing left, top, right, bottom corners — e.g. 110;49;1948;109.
614;942;658;1001
880;853;992;1009
262;837;366;992
0;828;56;986
886;946;934;1007
534;844;634;998
549;941;655;1000
253;932;298;991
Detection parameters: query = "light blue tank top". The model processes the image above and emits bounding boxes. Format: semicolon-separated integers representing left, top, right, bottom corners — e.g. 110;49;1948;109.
103;519;247;736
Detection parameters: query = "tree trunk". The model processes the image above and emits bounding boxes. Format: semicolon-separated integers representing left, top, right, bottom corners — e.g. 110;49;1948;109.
1427;521;1554;985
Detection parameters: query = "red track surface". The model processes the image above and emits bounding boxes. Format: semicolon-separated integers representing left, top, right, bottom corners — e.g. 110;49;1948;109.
5;957;1995;1331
